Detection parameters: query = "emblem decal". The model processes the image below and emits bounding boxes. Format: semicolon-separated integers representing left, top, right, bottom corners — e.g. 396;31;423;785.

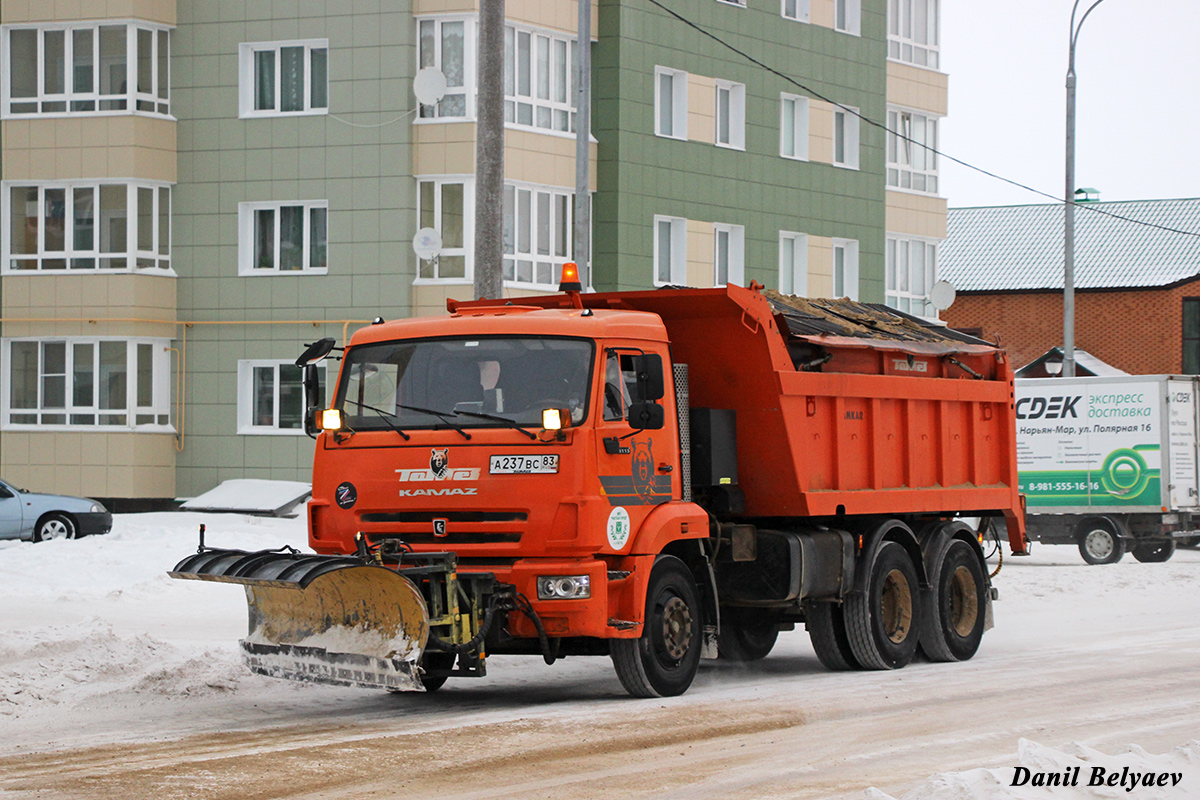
631;438;656;503
607;507;631;550
430;448;450;480
433;518;448;537
335;482;357;509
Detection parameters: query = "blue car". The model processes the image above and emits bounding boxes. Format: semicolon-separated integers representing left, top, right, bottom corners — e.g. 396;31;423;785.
0;478;113;542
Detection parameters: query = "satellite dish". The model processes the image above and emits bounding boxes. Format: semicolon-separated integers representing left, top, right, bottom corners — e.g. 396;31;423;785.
413;67;448;106
412;227;442;261
929;280;957;311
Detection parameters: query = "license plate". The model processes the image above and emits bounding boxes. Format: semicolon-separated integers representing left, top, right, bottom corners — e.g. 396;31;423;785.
489;455;560;474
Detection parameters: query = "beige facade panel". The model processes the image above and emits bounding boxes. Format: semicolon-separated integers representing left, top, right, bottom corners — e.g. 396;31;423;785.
685;219;714;288
686;74;715;145
1;431;176;498
1;273;177;338
410;0;598;37
807;235;833;297
2;117;177;183
414;122;597;190
886;61;949;116
809;100;834;164
0;0;175;25
810;0;834;29
886;190;948;240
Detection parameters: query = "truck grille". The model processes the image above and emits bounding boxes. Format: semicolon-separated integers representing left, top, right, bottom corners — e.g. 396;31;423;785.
361;510;526;546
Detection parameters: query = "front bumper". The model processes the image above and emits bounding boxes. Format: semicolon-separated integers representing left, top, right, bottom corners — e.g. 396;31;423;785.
76;511;113;536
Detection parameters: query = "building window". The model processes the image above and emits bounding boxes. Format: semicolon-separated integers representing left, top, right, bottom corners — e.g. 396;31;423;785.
239;40;328;118
503;183;574;289
782;0;811;22
886;236;937;315
655;67;687;139
832;238;859;300
238;201;328;275
887;108;939;193
779;232;807;295
3;181;171;273
713;223;744;286
781;94;810;160
888;0;939;68
2;23;170;117
718;0;747;7
1184;300;1200;374
504;24;576;132
715;81;745;150
238;360;325;435
833;107;860;169
418;19;470;119
417;179;470;281
3;338;171;429
835;0;862;34
653;215;686;285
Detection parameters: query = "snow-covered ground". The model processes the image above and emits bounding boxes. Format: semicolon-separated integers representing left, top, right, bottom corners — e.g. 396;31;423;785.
1;512;1199;799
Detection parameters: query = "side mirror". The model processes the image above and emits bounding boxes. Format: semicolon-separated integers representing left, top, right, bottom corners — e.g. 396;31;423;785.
302;364;323;436
627;401;665;430
630;353;665;401
295;337;336;368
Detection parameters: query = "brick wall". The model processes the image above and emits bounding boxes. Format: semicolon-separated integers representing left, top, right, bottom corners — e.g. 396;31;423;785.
943;279;1200;375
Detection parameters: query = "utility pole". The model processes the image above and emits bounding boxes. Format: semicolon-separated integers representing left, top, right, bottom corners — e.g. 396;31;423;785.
474;0;505;299
574;0;591;285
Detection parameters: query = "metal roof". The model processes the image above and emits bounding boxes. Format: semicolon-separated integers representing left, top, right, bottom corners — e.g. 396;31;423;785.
940;198;1200;292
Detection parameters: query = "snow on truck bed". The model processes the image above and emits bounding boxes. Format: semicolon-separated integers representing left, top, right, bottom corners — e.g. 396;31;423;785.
2;511;1199;798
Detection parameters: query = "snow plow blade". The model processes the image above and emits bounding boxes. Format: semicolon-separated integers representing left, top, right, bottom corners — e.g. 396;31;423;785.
170;548;430;691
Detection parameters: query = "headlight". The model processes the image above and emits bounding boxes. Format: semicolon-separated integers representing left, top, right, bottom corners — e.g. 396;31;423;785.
90;502;106;513
536;575;591;600
319;409;343;431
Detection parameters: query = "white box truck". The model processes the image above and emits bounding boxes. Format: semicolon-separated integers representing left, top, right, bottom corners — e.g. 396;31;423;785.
1016;375;1200;564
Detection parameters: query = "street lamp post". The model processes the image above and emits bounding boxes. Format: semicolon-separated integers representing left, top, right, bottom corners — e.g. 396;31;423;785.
1064;0;1108;378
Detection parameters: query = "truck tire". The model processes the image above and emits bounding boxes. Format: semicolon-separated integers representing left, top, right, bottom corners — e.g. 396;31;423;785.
1132;539;1176;563
610;556;702;697
844;542;920;670
919;540;987;662
1077;520;1125;565
807;601;860;671
717;607;778;662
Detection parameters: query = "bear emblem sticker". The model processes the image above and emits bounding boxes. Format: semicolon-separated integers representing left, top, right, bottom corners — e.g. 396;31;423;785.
607;506;631;550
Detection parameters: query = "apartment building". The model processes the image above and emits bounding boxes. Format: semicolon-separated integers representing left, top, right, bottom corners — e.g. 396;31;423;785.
0;0;945;504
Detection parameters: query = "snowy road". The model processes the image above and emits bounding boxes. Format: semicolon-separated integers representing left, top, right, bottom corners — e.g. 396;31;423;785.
2;513;1199;799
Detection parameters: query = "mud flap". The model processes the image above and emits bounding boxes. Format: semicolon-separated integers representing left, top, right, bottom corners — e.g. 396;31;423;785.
171;548;431;691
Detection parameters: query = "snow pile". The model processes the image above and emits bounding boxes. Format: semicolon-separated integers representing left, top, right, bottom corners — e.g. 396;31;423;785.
868;739;1200;800
179;478;311;515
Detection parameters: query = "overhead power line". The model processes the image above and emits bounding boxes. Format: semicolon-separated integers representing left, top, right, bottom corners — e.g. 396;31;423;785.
640;0;1200;240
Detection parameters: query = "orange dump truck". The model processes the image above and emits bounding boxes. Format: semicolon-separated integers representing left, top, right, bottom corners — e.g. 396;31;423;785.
172;281;1027;697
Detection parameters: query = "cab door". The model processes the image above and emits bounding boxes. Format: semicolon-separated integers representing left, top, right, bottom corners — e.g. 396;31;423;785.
0;482;25;539
594;346;677;552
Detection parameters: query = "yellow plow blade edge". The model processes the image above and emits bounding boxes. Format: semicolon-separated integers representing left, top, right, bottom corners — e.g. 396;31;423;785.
171;550;431;691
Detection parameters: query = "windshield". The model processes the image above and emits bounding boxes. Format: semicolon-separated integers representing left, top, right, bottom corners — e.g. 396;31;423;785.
336;336;595;431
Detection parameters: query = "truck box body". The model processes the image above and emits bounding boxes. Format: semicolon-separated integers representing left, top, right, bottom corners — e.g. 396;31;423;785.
1016;375;1200;514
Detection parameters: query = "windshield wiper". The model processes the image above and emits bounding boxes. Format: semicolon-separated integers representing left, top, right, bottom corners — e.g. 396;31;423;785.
345;401;411;440
396;404;472;440
454;409;538;439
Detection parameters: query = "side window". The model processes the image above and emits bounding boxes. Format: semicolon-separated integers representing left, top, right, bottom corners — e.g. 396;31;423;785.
602;352;643;422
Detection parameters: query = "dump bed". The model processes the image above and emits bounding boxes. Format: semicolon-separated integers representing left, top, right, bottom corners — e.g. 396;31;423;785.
573;285;1025;546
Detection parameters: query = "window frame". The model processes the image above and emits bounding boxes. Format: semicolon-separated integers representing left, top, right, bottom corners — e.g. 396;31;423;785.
887;106;940;195
834;0;862;35
3;179;173;274
503;181;575;290
2;336;172;430
888;0;940;69
832;237;859;300
712;222;745;287
832;106;860;170
237;200;329;276
654;66;687;140
653;215;687;286
778;231;808;295
886;235;938;316
780;93;810;160
503;23;577;134
238;39;329;119
237;359;326;435
416;18;473;121
415;176;473;284
714;80;746;150
781;0;812;23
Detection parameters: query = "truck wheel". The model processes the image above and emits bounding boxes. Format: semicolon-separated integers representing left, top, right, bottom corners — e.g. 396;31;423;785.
807;601;860;671
844;542;920;670
920;540;987;662
1132;539;1176;563
717;607;778;662
610;556;702;698
1077;520;1125;565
